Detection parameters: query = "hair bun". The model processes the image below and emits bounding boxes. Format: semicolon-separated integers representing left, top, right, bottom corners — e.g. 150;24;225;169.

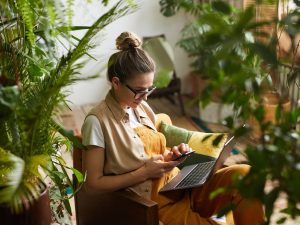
116;32;142;50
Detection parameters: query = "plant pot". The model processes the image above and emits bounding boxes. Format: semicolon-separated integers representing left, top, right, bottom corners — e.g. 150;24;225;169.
199;101;236;124
248;92;291;139
188;72;221;101
262;92;291;123
0;184;52;225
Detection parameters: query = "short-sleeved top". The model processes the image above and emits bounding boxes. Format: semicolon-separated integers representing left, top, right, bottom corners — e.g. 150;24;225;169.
82;107;142;148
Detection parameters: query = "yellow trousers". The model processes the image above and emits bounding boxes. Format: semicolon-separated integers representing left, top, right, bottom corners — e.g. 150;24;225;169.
158;164;264;225
134;126;264;225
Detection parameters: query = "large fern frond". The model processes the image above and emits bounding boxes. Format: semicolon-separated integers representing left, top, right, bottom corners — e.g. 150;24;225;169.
16;0;36;47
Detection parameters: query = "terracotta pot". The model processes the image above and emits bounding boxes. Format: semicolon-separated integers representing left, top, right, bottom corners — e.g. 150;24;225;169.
189;72;222;101
0;185;52;225
248;92;291;140
262;92;291;123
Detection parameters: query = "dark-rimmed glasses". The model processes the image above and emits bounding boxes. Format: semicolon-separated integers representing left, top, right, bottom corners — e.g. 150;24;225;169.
125;84;156;99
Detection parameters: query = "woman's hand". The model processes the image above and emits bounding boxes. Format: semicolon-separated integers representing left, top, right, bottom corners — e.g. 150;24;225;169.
166;143;192;161
140;155;179;179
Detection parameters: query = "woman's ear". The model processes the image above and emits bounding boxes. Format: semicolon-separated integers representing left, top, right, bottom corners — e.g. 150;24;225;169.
111;76;121;89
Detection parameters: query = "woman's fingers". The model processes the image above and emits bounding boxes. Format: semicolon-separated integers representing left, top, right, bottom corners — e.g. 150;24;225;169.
163;150;174;162
145;156;179;178
151;154;164;161
172;143;191;156
171;146;181;156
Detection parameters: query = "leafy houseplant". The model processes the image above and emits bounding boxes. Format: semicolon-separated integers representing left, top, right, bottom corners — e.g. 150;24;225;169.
0;0;134;223
160;0;300;224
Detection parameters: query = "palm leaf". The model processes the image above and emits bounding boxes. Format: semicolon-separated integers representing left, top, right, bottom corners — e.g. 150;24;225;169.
0;147;26;211
0;148;52;212
0;148;24;199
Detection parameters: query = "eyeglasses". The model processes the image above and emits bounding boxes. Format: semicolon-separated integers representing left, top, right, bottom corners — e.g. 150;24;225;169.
125;84;156;99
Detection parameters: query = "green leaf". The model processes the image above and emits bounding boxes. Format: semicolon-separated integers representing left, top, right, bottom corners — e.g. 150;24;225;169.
28;154;51;177
0;148;24;193
72;168;85;183
276;217;287;224
275;105;281;123
236;5;254;30
56;122;85;150
205;32;223;46
254;106;265;121
57;25;92;32
102;0;109;6
264;187;280;221
0;148;40;213
291;108;300;122
211;1;231;15
0;86;19;117
159;0;180;17
51;171;67;180
294;0;300;7
216;202;235;217
249;43;278;65
234;125;248;137
209;187;226;199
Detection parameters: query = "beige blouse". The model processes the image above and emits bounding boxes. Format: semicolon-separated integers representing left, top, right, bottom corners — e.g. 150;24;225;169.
86;91;158;198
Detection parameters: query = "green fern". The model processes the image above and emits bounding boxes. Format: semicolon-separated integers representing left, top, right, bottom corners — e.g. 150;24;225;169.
16;0;35;47
66;0;74;27
0;0;136;214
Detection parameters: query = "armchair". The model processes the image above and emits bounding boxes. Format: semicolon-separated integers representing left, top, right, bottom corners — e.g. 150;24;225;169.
73;113;231;225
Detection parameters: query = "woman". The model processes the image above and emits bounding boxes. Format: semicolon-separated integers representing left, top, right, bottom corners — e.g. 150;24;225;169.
81;32;264;225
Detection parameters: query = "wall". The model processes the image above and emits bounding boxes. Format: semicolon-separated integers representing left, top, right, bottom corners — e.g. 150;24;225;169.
66;0;192;106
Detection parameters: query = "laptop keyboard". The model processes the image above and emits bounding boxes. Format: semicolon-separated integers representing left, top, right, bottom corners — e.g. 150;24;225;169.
175;161;215;188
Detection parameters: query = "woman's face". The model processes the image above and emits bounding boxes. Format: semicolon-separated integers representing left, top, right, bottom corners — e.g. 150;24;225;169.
112;72;155;109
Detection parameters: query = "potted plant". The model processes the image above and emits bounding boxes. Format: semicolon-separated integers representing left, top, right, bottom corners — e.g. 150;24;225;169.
160;0;300;224
0;0;134;224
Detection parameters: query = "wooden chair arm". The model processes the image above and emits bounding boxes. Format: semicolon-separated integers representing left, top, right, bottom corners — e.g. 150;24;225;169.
75;187;159;225
115;190;159;225
115;190;157;208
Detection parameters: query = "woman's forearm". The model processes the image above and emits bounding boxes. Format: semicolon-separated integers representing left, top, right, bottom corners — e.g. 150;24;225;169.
85;164;148;193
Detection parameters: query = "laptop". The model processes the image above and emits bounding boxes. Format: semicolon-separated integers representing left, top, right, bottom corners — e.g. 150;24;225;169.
159;136;236;192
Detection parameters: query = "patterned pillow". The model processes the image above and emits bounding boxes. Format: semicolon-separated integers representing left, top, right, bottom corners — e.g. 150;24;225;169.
160;121;228;158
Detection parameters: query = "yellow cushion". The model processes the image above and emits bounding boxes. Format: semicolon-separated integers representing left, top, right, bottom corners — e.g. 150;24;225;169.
188;132;227;158
160;121;227;158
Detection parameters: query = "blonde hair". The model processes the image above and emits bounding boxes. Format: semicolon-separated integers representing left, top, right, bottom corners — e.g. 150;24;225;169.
115;32;142;50
107;32;155;82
